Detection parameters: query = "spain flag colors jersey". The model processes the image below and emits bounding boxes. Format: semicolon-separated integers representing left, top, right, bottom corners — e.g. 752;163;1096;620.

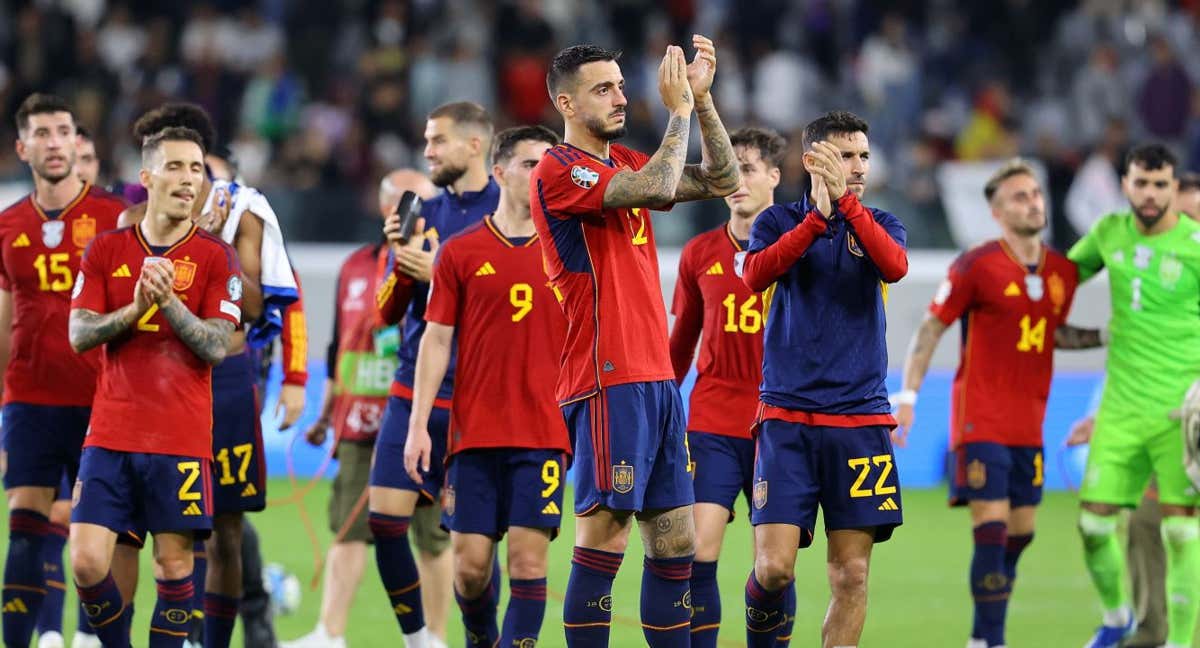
929;240;1079;449
424;216;570;455
670;223;762;439
0;184;125;406
72;225;243;458
530;142;674;403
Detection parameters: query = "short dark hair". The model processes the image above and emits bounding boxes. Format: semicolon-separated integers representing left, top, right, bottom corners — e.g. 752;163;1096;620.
801;110;869;149
730;127;787;170
75;125;92;141
428;101;493;134
132;103;217;153
984;158;1038;202
15;93;74;135
1124;143;1177;175
141;127;206;166
547;45;622;97
1180;172;1200;192
491;125;560;166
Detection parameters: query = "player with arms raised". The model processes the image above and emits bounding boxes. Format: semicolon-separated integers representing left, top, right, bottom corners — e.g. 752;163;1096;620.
894;160;1096;648
531;39;739;647
1069;144;1200;648
67;127;241;648
739;111;906;648
669;126;788;646
404;125;568;648
0;93;124;648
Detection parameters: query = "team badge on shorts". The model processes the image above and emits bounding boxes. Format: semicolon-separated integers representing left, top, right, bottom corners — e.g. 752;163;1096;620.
443;485;455;516
612;463;634;494
967;459;987;489
571;165;600;189
72;215;96;248
753;480;768;509
42;220;64;247
72;479;82;507
172;259;197;291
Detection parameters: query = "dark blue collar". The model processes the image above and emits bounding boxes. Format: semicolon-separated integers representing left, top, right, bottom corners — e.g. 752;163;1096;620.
445;177;499;204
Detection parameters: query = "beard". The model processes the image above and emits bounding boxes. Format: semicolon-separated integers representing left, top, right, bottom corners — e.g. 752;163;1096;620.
430;163;467;188
584;113;627;142
1132;201;1169;230
34;157;74;184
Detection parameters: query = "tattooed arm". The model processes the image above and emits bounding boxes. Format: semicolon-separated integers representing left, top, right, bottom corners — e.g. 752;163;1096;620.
672;94;740;202
159;295;236;365
1055;323;1104;350
69;305;142;353
602;113;692;209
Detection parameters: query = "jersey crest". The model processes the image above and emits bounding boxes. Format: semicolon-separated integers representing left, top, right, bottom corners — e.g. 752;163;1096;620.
173;259;198;291
72;215;97;248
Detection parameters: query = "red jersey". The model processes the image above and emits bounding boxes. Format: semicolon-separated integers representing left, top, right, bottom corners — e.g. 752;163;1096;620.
530;142;674;403
425;217;570;455
328;243;396;443
928;240;1079;448
669;224;762;439
0;184;124;406
72;225;243;458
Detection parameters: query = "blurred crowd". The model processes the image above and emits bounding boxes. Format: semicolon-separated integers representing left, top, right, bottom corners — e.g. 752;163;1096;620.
2;0;1200;247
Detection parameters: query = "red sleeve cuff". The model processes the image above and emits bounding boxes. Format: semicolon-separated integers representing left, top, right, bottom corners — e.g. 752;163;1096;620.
283;372;308;387
837;193;908;282
741;210;827;291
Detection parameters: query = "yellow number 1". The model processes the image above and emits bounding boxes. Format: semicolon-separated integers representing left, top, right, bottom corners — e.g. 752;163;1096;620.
510;283;533;322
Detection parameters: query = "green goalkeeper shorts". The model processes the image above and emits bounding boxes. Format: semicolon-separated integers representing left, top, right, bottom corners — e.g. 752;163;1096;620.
1081;416;1200;507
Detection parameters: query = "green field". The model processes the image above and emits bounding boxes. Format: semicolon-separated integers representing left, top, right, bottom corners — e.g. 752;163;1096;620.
3;481;1153;647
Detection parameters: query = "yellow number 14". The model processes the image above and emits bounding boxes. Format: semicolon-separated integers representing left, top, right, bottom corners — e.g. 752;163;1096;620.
1016;315;1047;353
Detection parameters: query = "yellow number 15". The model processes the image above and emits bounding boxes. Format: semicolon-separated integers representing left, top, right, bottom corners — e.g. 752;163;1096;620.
34;253;72;292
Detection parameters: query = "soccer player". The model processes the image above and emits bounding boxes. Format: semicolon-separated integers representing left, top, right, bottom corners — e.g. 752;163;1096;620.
74;127;100;187
404;125;568;647
0;93;125;648
668;126;787;646
738;111;906;647
282;168;436;648
67;126;241;648
119;103;274;648
371;101;498;648
531;39;739;647
892;159;1097;648
1069;144;1200;648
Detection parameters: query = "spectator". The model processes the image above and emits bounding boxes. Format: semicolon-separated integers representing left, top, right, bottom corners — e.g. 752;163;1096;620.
1072;44;1128;147
1137;35;1193;139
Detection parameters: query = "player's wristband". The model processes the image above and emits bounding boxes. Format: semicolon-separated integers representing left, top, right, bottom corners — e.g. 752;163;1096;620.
891;389;918;407
1098;327;1109;346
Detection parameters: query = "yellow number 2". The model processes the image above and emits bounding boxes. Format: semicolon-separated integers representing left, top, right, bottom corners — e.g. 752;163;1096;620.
1016;315;1047;353
510;283;533;322
33;253;73;292
540;459;560;498
628;208;648;246
177;461;201;501
137;304;160;332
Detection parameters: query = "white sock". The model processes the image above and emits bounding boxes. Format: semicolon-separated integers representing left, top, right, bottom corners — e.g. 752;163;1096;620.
403;627;430;648
1101;605;1131;627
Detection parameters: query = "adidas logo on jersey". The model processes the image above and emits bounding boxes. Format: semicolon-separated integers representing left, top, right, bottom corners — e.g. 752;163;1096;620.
475;262;497;276
541;501;560;515
2;598;28;614
11;233;30;248
241;483;258;498
182;502;203;516
1003;282;1021;297
877;497;900;512
112;264;132;278
706;262;724;275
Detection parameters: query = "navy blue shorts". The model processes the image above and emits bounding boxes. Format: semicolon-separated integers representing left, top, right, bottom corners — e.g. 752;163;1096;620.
56;470;72;501
210;352;266;514
1;403;90;490
442;449;566;539
563;380;694;515
688;431;755;519
751;421;902;547
949;442;1044;508
72;446;213;539
370;396;449;504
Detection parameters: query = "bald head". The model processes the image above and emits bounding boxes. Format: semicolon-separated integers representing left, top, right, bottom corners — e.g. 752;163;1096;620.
378;169;437;219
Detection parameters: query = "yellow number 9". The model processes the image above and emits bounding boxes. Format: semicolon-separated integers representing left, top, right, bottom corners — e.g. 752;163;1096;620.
510;283;533;322
540;459;560;497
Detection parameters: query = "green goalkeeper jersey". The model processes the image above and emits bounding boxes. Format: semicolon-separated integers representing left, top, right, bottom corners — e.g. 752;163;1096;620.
1069;212;1200;425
